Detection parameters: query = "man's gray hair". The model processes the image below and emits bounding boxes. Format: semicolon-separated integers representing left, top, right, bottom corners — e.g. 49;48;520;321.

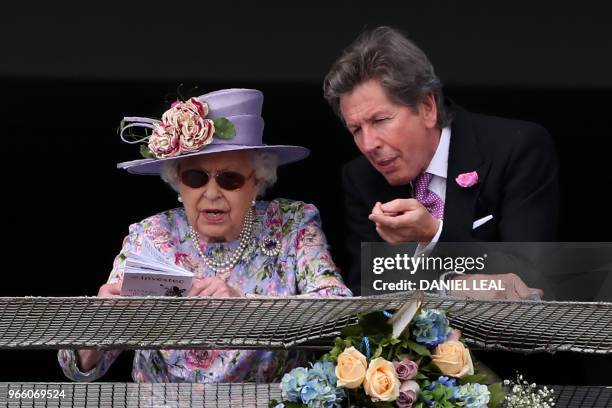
160;150;278;197
323;26;451;128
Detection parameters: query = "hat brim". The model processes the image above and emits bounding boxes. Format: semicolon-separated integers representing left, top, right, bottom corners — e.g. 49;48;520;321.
117;144;310;175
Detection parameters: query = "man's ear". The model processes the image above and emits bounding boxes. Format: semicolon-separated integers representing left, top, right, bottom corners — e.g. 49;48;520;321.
419;93;438;129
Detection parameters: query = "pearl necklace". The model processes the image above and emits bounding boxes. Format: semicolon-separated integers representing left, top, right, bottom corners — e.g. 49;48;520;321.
188;208;255;275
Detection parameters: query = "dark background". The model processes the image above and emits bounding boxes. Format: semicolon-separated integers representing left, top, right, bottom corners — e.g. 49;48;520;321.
1;1;610;384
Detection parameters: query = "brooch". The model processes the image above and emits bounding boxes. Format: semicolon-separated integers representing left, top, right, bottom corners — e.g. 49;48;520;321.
260;236;280;257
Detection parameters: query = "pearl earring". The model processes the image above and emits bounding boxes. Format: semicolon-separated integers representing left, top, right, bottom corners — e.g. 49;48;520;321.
251;200;256;207
178;195;183;203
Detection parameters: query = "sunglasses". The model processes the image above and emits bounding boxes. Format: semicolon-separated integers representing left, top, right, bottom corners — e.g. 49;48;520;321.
180;169;255;190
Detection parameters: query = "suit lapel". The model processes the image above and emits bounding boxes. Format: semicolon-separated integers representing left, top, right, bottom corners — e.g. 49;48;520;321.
442;109;491;241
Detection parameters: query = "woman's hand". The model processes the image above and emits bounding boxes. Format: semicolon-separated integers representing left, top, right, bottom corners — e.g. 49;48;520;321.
97;282;122;297
187;277;242;297
76;281;122;372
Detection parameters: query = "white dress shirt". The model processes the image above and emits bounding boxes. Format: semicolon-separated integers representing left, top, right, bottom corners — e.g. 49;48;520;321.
415;127;450;254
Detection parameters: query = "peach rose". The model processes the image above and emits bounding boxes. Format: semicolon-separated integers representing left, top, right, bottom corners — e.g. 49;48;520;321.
432;340;474;378
335;346;367;389
363;357;400;402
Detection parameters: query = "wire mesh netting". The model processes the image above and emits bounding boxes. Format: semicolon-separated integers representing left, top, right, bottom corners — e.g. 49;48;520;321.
422;295;612;353
0;383;610;408
0;383;281;408
0;294;610;353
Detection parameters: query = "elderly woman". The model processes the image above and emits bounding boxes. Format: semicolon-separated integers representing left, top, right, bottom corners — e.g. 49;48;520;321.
58;88;351;382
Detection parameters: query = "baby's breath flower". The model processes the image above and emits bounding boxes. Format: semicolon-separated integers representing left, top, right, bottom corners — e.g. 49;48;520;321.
504;373;556;408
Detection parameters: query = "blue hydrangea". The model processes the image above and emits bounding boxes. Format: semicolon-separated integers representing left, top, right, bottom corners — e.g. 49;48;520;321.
456;383;491;408
280;361;344;407
301;380;326;405
411;309;452;346
280;366;309;401
309;360;338;385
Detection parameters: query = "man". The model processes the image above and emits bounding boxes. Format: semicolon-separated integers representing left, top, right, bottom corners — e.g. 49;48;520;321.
323;26;559;297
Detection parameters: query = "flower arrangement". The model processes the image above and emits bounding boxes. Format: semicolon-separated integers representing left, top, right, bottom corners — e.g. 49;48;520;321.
270;306;506;408
120;97;236;159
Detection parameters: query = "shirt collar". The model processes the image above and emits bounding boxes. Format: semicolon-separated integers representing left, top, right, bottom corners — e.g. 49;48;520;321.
425;127;451;179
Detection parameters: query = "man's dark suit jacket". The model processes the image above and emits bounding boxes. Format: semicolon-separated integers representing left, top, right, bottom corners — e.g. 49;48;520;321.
342;105;560;294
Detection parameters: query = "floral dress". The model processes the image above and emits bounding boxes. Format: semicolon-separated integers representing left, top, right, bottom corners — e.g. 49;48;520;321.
58;199;352;382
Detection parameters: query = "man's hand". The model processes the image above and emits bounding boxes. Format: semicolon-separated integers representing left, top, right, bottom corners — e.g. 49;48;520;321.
368;199;440;243
188;277;242;297
448;273;544;300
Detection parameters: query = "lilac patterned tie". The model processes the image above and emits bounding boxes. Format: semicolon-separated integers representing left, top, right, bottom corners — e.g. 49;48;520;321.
412;172;444;220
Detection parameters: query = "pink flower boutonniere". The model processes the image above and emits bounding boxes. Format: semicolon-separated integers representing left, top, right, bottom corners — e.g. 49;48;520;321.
455;171;479;188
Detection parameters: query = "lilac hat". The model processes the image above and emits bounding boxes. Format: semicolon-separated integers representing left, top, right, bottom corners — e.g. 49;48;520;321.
117;88;310;175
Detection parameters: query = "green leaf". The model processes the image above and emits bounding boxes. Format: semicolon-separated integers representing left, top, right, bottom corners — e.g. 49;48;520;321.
405;340;431;356
419;361;442;375
117;119;126;134
334;337;345;348
212;117;236;139
324;337;347;362
140;144;155;159
459;373;488;385
432;387;445;399
488;382;505;408
372;343;383;359
372;402;395;408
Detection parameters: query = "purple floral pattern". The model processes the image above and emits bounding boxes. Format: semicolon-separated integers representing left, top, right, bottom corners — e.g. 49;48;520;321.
58;199;351;382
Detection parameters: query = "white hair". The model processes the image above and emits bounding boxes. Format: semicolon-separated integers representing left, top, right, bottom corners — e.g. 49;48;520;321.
160;150;278;197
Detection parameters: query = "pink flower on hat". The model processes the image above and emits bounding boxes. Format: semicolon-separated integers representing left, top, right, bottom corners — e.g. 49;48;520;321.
119;90;240;165
455;171;479;188
159;98;215;155
148;123;180;158
163;97;208;127
179;118;215;153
